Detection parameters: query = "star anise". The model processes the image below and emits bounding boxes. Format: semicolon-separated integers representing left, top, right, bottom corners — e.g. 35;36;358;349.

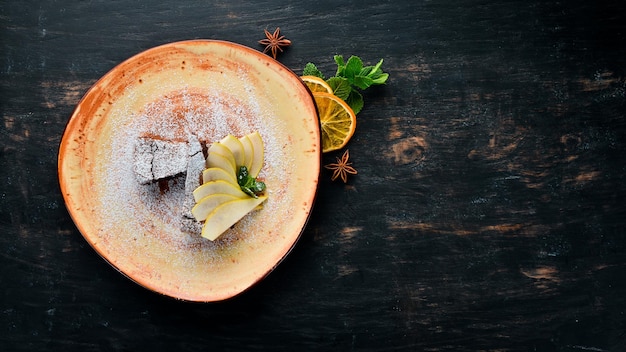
258;27;291;59
324;150;357;183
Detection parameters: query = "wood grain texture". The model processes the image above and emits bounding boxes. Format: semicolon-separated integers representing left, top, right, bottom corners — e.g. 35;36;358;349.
2;0;625;351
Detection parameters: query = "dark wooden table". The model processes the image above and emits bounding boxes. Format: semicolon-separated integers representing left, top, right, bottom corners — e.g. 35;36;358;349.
2;1;626;351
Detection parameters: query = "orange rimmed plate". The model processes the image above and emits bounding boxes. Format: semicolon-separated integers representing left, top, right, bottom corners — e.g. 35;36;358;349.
58;40;320;302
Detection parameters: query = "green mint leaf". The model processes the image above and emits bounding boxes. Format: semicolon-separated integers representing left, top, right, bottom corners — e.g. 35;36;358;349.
334;55;346;76
326;77;351;100
358;59;388;86
367;59;384;78
352;75;374;90
237;166;249;186
371;72;389;85
334;55;346;65
359;66;374;77
303;62;324;78
346;89;364;114
245;177;256;189
237;165;265;198
343;56;363;80
367;68;384;80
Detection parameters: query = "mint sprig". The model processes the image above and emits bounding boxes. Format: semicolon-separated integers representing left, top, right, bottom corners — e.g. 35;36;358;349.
303;55;389;114
303;62;324;78
237;166;266;198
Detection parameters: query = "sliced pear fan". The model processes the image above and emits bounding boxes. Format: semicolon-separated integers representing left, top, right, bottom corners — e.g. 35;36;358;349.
192;132;267;241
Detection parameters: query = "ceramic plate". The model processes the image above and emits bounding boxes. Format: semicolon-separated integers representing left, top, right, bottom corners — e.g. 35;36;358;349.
58;40;320;301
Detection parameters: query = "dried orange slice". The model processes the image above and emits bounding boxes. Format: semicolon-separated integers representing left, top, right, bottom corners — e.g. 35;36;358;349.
312;92;356;153
301;75;333;94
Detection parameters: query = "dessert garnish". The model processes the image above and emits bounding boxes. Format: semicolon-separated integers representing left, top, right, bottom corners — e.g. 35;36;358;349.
324;149;357;183
301;55;389;153
301;55;389;182
303;55;389;114
237;166;266;198
311;91;356;154
191;132;268;240
258;27;291;59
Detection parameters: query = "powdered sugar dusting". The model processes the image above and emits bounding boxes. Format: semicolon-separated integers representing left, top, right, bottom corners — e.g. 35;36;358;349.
93;78;296;270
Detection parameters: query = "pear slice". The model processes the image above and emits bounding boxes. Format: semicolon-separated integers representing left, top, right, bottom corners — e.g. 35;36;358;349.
207;141;234;159
246;131;264;178
191;193;240;222
205;151;236;179
207;142;236;168
220;135;245;169
239;134;254;171
202;167;238;186
192;180;248;203
201;196;267;240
